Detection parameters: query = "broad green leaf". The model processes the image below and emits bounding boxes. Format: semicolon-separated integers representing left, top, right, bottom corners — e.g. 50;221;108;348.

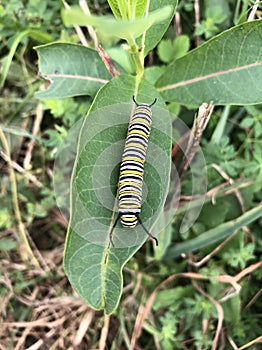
164;203;262;259
35;43;111;99
108;0;147;19
62;6;172;43
142;0;177;56
156;20;262;106
144;66;165;84
64;75;172;314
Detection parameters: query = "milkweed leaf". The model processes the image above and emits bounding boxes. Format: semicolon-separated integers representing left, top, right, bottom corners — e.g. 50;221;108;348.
157;20;262;106
35;43;111;98
63;75;172;314
62;6;172;43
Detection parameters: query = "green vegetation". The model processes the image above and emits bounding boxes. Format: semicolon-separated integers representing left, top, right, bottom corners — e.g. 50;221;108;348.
1;0;261;349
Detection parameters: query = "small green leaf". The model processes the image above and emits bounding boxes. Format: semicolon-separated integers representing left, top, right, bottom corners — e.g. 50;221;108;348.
157;20;262;106
239;117;255;128
153;286;192;310
35;43;111;99
157;35;190;63
223;295;241;324
108;0;147;19
107;46;135;73
62;5;173;43
157;39;174;63
172;35;190;59
0;238;17;251
206;6;227;24
222;242;255;269
64;75;172;314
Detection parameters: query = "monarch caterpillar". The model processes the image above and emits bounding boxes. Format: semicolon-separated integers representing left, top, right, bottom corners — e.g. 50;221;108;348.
109;96;158;246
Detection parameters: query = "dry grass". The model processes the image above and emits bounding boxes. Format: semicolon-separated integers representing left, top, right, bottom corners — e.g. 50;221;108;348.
0;238;102;350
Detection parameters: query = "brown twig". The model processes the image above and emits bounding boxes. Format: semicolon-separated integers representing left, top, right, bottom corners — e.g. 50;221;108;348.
97;44;121;77
238;335;262;349
73;310;94;346
23;100;44;170
79;0;99;47
194;0;201;47
0;150;43;188
99;314;110;350
130;261;262;347
179;101;214;179
192;280;224;350
247;0;260;21
189;229;239;267
62;0;89;46
175;11;182;36
131;290;148;348
0;127;39;267
211;163;246;213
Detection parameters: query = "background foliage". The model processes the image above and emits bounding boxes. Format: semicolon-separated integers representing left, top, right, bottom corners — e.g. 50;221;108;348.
0;0;262;349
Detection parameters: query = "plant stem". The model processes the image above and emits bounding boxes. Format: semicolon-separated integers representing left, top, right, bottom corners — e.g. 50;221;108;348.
130;44;144;75
0;127;39;267
128;39;145;96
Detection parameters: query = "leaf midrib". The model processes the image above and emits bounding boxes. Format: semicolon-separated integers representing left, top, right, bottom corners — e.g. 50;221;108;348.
158;61;262;91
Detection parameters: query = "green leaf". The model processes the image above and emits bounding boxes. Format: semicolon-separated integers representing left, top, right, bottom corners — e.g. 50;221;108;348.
108;0;147;19
156;20;262;106
198;200;231;229
27;29;54;43
35;43;111;99
172;35;190;59
157;35;190;63
64;75;172;314
164;203;262;259
206;6;227;24
157;39;174;63
153;286;192;310
210;105;231;144
0;29;53;89
223;295;241;324
144;66;165;85
0;238;17;251
239;116;255;128
62;5;173;43
142;0;177;56
152;216;172;261
0;30;29;89
107;46;135;73
0;124;44;143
